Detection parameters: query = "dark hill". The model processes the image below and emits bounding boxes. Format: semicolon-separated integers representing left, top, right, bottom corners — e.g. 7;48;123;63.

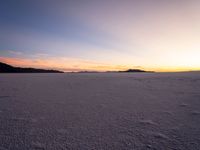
0;62;63;73
118;69;155;73
119;69;147;73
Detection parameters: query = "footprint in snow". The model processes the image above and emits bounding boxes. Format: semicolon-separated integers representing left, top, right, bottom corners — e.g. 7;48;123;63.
190;111;200;116
162;111;173;115
152;132;169;140
180;103;189;107
31;142;45;150
139;119;158;126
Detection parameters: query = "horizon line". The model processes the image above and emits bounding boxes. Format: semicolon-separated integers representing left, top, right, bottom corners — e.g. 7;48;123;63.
0;60;199;73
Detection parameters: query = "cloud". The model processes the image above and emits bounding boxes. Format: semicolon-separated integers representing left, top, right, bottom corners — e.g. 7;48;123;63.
8;50;24;55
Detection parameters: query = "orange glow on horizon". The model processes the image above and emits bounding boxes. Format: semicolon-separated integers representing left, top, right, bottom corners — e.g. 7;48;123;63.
0;56;199;72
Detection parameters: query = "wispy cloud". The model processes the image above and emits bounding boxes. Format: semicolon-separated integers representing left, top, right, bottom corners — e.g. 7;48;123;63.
8;50;24;55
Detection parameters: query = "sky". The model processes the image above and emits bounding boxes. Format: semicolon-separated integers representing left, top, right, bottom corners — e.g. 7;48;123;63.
0;0;200;72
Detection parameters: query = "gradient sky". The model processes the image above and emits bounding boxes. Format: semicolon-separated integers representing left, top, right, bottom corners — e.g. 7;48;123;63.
0;0;200;72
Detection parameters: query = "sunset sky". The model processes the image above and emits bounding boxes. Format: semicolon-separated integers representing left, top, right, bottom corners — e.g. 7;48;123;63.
0;0;200;72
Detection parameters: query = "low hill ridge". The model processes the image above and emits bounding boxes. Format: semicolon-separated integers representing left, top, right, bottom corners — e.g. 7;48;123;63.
0;62;63;73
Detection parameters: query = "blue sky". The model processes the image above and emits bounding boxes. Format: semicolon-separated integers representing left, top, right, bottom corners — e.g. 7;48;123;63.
0;0;200;71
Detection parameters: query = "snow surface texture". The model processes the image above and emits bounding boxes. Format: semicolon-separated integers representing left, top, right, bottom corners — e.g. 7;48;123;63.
0;72;200;150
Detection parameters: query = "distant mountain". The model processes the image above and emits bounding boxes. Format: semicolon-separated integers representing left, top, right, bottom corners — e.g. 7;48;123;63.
119;69;147;73
0;62;63;73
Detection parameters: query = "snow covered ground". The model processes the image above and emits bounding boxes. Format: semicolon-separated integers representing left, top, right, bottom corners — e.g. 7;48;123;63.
0;72;200;150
